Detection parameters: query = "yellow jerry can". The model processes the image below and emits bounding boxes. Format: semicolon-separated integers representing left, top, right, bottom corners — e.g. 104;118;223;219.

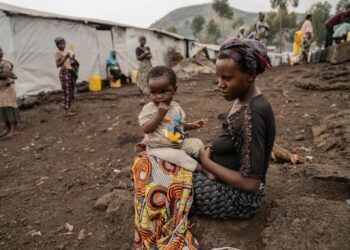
110;79;121;88
88;75;102;92
131;70;138;84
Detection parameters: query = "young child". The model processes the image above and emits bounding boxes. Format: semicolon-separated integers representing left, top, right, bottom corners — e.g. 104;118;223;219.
54;37;77;117
138;66;213;176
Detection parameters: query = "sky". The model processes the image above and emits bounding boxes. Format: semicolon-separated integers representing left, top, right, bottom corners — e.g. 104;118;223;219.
1;0;340;28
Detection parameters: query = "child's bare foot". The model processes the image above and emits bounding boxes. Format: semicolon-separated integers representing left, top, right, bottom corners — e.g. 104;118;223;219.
0;130;9;137
65;110;78;117
203;169;216;180
195;163;204;172
4;131;18;138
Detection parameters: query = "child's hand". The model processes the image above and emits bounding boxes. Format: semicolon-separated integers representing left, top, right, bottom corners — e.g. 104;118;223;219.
157;103;169;117
193;119;207;129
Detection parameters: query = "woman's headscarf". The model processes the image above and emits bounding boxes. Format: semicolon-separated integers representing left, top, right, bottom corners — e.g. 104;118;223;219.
219;38;271;75
107;49;118;66
54;37;65;46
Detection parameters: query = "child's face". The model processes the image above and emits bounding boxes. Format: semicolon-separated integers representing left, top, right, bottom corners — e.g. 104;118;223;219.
139;37;146;46
148;76;176;106
58;41;66;50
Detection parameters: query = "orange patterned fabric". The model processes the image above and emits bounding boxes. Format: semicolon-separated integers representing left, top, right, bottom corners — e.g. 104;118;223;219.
131;153;200;250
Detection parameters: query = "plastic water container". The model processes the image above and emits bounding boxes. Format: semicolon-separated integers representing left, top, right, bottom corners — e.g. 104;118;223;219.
293;42;301;56
293;31;302;56
110;79;121;88
88;76;101;92
294;30;302;44
131;70;138;84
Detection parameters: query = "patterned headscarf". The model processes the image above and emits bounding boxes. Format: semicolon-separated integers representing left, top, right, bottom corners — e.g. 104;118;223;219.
219;38;271;75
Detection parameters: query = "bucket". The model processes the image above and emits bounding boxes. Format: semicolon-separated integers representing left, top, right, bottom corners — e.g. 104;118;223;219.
88;75;101;92
110;79;121;88
131;70;138;84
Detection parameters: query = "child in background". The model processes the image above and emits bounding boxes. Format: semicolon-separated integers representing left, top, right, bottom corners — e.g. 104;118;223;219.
54;37;77;117
138;66;214;178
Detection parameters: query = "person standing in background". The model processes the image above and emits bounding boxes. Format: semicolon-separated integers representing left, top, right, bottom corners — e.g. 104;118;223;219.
300;14;313;62
54;37;78;117
0;47;21;138
135;36;152;105
325;4;350;47
255;12;270;46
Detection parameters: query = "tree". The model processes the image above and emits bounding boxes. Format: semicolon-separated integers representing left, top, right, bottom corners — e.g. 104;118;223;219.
167;26;178;34
336;0;350;12
232;16;244;30
212;0;234;37
309;1;332;46
206;19;221;44
266;10;297;45
191;15;206;39
270;0;299;51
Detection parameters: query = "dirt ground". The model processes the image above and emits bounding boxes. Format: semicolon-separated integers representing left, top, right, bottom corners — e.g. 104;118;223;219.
0;63;349;250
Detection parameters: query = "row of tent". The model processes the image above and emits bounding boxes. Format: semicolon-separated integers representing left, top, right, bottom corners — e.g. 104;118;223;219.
0;2;198;97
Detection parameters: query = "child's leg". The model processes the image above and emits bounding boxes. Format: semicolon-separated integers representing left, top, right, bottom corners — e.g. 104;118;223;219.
147;148;198;172
181;138;216;180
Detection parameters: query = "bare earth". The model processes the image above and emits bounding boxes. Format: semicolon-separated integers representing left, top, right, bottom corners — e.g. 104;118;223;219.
0;63;349;250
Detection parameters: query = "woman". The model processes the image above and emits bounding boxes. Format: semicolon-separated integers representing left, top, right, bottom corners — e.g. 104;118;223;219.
131;38;275;249
106;49;122;80
0;47;21;138
300;14;313;62
135;36;152;105
54;37;78;117
193;38;275;219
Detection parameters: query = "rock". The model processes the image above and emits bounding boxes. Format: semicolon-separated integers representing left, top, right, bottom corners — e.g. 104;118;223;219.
295;135;305;141
94;191;117;210
77;229;87;240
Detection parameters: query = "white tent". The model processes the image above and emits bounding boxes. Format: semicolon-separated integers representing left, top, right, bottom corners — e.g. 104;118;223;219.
0;2;194;97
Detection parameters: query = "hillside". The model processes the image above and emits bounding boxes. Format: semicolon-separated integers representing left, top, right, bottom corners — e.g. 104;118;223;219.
150;4;258;39
150;3;304;42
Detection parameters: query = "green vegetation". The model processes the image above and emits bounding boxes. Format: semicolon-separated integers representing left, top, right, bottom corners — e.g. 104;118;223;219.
232;16;245;30
270;0;299;49
212;0;233;37
191;15;206;39
336;0;350;12
310;1;332;46
206;19;221;44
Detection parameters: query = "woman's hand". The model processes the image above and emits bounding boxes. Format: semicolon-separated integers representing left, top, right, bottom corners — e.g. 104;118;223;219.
199;146;212;166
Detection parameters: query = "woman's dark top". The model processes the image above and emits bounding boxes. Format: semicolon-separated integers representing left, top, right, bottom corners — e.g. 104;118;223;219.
136;46;151;61
212;95;275;183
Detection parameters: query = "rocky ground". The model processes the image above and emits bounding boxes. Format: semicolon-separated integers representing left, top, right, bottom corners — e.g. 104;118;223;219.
0;63;349;250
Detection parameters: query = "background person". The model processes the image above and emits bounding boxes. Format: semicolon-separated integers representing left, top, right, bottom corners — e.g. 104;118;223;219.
136;36;152;105
0;47;21;138
300;14;314;62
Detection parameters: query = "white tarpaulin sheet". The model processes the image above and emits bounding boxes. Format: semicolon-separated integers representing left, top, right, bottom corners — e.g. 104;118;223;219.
0;11;13;53
112;27;187;75
3;16;100;96
0;8;190;97
96;30;113;79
